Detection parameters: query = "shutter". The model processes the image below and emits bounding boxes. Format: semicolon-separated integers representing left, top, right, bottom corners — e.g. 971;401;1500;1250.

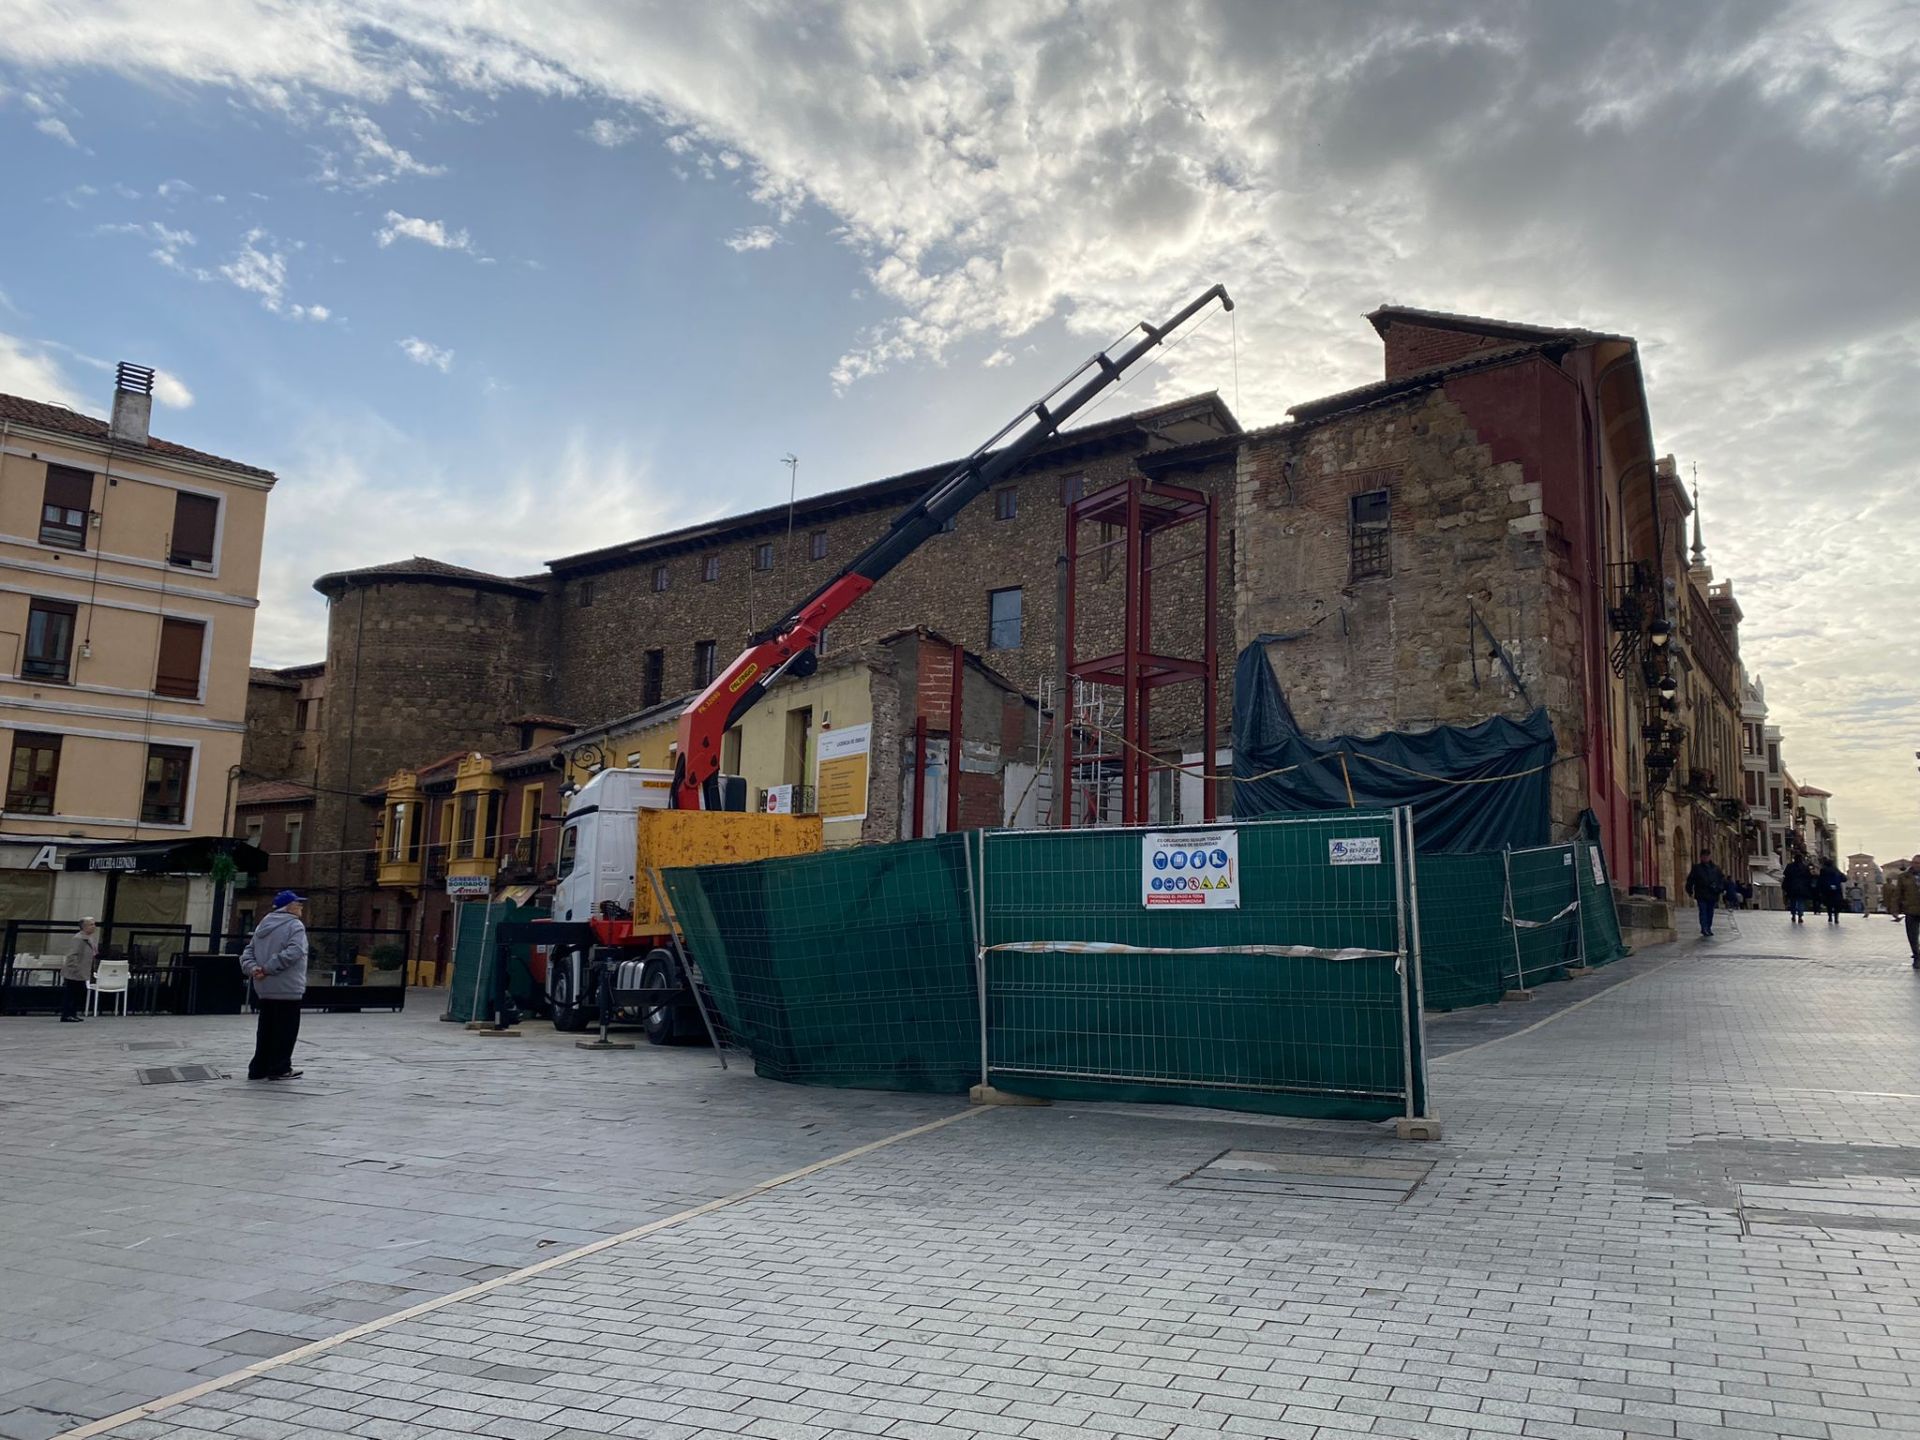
170;493;219;567
45;465;93;512
155;618;205;698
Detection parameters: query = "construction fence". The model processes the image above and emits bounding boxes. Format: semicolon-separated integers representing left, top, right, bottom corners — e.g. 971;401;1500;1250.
663;810;1439;1122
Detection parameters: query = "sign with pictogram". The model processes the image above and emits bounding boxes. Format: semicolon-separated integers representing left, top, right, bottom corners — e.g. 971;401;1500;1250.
1142;829;1239;909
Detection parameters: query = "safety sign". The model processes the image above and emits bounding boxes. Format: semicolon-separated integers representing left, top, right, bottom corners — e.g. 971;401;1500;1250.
1328;836;1382;866
1142;829;1239;909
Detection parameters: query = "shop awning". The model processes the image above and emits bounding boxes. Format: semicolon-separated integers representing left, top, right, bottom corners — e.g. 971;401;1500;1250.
63;837;271;876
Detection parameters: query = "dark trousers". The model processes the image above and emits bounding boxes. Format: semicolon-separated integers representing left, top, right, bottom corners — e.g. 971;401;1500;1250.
1906;914;1919;962
248;998;302;1078
59;978;85;1019
1696;898;1717;934
1788;897;1806;921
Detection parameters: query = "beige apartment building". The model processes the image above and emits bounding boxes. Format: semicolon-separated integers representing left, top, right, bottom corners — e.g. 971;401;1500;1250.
0;365;274;939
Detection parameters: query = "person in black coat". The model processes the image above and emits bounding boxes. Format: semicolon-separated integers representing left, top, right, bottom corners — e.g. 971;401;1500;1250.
1816;858;1847;926
1782;857;1814;924
1684;849;1726;938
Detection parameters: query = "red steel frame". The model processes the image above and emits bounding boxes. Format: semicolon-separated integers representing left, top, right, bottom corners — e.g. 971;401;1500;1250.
1063;477;1218;827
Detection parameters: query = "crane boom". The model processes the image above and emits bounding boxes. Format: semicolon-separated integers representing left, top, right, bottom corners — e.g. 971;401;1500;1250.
671;283;1233;809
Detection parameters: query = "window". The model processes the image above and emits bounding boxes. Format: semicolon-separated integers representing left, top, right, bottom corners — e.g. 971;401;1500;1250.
753;542;774;572
703;553;720;583
6;732;61;814
294;697;323;731
693;639;717;688
557;824;579;879
520;786;542;839
1767;743;1780;773
652;564;670;593
995;487;1018;521
154;617;206;699
141;743;192;824
578;579;595;608
643;648;665;706
384;802;410;862
23;599;77;683
168;492;218;570
245;816;265;849
39;465;91;549
482;791;502;859
1349;489;1391;580
455;793;478;858
810;530;828;562
1059;473;1083;507
283;816;303;862
988;587;1023;650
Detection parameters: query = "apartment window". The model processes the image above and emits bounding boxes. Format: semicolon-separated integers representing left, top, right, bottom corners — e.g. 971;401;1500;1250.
455;793;478;859
22;599;77;683
283;816;303;862
578;579;595;608
383;803;408;862
753;542;774;572
520;786;541;839
810;530;828;562
703;553;720;582
995;487;1018;521
245;816;265;849
154;617;206;699
294;697;323;731
693;639;717;688
6;732;61;814
482;791;502;859
643;648;665;707
168;492;218;570
1059;473;1083;507
1349;489;1391;580
39;465;92;549
141;743;192;825
652;564;670;593
1767;743;1780;772
988;587;1023;650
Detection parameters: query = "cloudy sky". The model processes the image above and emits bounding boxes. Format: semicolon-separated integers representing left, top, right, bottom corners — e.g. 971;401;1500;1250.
0;0;1915;856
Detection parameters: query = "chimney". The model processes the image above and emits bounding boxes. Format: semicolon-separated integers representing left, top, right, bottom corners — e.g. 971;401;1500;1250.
109;361;154;446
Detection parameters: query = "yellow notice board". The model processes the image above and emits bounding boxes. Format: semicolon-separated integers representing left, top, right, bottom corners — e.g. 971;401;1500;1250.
815;723;871;822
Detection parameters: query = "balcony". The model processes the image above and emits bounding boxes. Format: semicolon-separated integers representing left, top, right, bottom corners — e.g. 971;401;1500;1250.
376;851;424;890
424;845;448;884
496;836;553;885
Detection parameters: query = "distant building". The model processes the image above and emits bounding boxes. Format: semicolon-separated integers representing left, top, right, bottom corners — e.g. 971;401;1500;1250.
1848;853;1884;912
0;366;275;936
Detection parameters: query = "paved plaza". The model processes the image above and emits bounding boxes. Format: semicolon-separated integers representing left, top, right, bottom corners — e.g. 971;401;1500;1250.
5;910;1920;1439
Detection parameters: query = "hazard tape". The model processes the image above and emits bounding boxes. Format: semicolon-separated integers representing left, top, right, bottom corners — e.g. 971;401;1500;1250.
1503;898;1579;929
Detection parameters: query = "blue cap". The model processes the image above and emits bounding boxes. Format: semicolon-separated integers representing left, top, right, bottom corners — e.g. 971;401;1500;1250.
273;889;305;909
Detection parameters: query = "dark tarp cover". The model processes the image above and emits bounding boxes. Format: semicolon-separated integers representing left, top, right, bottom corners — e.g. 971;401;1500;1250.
1232;643;1555;853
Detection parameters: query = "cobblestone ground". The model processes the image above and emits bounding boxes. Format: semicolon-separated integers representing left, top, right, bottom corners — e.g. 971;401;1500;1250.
9;910;1920;1439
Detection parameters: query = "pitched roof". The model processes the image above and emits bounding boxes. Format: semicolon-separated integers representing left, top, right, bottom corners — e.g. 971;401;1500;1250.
312;555;548;599
545;393;1239;575
248;667;301;691
236;778;316;806
1287;343;1547;426
0;391;276;480
509;714;577;731
1365;305;1630;347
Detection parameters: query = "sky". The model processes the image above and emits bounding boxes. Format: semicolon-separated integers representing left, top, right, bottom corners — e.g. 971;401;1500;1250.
0;0;1915;857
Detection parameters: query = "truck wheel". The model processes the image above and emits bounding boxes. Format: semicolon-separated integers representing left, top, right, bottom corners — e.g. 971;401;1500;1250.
549;958;590;1033
640;953;680;1045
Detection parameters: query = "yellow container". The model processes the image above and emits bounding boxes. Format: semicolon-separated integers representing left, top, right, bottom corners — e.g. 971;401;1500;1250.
632;810;823;928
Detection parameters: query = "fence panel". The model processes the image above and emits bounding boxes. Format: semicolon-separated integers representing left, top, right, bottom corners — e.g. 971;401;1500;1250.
663;834;980;1093
1503;843;1584;991
979;812;1422;1121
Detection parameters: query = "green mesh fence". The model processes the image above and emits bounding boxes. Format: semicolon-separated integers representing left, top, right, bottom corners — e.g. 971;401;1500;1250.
445;899;546;1022
1416;838;1627;1010
979;815;1418;1121
661;834;980;1093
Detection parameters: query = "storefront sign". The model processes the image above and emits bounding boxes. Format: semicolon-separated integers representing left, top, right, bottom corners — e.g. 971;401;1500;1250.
446;874;492;900
815;723;871;823
1143;829;1239;908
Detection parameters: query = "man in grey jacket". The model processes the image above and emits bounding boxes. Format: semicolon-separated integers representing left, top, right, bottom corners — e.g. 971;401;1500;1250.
241;891;308;1081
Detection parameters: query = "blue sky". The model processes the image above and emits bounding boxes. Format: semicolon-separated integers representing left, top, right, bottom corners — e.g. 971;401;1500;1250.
0;1;1915;857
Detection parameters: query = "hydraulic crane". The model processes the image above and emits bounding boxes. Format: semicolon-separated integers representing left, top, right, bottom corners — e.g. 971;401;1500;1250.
671;282;1233;808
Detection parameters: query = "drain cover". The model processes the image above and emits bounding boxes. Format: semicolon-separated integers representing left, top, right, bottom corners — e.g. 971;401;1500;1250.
1177;1149;1432;1202
136;1064;229;1085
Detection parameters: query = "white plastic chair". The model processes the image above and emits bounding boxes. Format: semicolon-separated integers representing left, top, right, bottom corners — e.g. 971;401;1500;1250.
87;959;131;1017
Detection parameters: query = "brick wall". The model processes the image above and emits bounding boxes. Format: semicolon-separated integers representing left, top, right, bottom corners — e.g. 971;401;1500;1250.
243;681;299;780
1378;319;1514;380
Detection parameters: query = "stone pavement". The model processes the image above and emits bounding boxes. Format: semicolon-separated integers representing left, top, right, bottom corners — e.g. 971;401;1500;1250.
9;910;1920;1439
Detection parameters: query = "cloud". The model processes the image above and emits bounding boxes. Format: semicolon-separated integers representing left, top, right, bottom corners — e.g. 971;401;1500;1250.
216;227;332;318
33;115;78;146
317;108;444;188
982;348;1014;368
150;369;195;408
290;303;331;322
397;335;453;371
722;225;779;253
375;210;477;253
0;331;84;409
584;116;642;147
96;219;203;275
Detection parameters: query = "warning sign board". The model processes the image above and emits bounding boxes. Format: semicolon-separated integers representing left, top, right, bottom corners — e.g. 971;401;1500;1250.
815;723;871;823
1142;829;1239;909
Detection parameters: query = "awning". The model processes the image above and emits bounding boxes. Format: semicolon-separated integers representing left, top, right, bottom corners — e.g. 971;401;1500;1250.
63;837;270;876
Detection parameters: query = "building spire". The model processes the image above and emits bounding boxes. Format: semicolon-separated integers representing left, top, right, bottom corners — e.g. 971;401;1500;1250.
1689;463;1707;569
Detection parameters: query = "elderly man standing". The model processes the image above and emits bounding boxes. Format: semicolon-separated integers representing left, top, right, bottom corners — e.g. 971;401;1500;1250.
241;890;309;1081
59;917;98;1023
1894;860;1920;971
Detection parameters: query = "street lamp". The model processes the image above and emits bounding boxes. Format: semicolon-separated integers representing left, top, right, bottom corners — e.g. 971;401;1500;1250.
1657;673;1679;703
1647;618;1675;649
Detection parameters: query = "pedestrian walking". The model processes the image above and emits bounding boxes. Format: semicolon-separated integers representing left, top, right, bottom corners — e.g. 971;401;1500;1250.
58;917;98;1023
1817;858;1847;926
1894;858;1920;970
241;891;309;1081
1684;849;1726;938
1887;862;1908;923
1783;857;1813;924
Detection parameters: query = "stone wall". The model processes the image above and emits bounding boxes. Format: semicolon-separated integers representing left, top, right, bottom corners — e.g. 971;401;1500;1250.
1235;383;1591;833
243;675;300;781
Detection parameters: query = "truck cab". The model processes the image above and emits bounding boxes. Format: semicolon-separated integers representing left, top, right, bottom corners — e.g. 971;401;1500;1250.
552;767;675;924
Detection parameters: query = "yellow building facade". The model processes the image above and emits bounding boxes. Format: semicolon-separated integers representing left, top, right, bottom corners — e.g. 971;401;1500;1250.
0;370;274;931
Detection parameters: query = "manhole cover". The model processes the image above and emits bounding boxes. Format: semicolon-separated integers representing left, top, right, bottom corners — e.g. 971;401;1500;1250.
1176;1149;1432;1202
136;1064;229;1085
